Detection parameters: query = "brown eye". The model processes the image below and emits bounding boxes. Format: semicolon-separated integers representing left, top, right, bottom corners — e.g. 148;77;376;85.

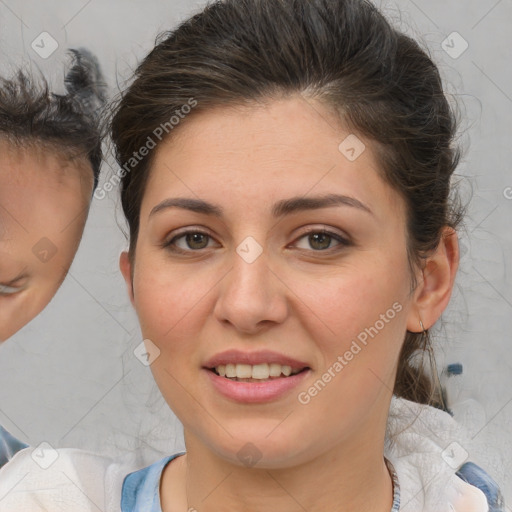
294;229;350;252
183;232;210;250
163;230;215;253
307;232;333;250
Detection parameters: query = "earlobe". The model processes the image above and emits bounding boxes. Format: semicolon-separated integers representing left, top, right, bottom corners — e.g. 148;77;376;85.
406;227;459;332
119;251;135;306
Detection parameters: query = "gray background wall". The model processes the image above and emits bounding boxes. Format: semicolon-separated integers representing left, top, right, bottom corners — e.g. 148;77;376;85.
0;0;510;503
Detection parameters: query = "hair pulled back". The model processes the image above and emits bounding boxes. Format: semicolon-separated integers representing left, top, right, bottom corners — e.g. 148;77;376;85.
111;0;464;406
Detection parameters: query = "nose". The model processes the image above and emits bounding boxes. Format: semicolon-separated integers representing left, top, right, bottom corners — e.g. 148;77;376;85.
213;244;288;334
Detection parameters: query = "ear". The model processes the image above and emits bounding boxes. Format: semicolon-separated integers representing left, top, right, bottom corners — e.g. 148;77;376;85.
406;226;459;332
119;251;135;307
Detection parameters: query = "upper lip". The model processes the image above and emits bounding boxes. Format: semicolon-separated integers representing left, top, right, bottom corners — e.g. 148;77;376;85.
204;349;310;371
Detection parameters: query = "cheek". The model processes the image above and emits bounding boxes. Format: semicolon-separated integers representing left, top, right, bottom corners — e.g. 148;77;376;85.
132;260;218;422
132;256;215;351
288;258;411;411
293;258;409;350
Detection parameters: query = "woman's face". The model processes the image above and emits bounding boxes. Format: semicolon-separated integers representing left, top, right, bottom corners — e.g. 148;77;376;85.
121;96;430;467
0;142;93;342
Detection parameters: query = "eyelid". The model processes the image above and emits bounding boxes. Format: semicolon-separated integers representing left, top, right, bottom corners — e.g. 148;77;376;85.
162;226;216;245
295;225;350;240
0;284;23;295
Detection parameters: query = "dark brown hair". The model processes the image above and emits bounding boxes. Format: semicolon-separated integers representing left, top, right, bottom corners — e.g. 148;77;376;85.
0;48;107;189
111;0;465;406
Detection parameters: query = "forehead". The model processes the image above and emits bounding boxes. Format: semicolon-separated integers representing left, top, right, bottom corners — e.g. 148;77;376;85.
0;141;92;240
144;96;401;219
0;139;91;184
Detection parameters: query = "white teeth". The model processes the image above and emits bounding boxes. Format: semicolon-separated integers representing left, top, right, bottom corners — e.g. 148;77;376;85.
225;363;237;378
252;363;269;379
214;363;301;379
269;363;282;377
237;364;253;379
281;365;292;377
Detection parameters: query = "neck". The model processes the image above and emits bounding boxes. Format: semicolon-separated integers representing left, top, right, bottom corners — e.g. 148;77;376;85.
161;413;394;512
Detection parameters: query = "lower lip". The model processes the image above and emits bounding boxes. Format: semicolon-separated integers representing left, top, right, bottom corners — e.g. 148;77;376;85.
203;368;311;403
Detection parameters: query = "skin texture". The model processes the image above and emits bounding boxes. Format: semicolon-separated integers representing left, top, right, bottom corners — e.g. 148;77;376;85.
120;95;459;512
0;141;93;341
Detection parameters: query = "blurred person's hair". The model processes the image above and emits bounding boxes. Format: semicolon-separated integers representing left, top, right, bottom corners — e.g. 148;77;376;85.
0;48;107;189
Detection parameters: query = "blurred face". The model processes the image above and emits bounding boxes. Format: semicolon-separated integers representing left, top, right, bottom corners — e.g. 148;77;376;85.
0;141;93;342
121;96;424;468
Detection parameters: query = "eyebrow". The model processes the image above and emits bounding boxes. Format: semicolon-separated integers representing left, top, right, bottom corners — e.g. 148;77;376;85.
149;193;373;219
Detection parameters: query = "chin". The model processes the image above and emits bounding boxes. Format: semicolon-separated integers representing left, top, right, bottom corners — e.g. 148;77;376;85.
204;428;312;470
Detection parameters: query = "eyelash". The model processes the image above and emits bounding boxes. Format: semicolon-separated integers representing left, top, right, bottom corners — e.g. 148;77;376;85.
162;227;351;255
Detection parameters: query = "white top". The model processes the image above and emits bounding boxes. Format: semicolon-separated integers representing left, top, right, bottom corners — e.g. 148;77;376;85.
0;396;491;512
